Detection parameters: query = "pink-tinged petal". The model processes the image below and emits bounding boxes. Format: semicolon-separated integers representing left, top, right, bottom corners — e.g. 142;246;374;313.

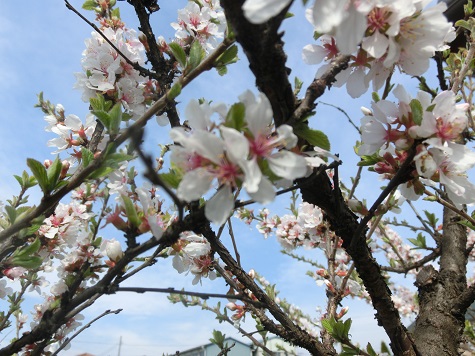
177;168;214;201
248;176;276;204
268;151;307;180
205;186;234;225
242;0;291;24
220;126;249;163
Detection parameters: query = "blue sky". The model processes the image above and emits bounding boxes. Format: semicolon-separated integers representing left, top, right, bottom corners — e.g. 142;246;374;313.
0;1;451;355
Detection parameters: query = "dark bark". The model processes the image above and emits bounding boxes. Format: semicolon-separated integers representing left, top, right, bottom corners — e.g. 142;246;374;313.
220;0;296;127
413;207;469;355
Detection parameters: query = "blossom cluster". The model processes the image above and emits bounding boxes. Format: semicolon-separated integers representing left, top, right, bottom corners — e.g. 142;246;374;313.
74;26;152;120
170;90;309;225
244;0;454;98
171;0;226;52
358;85;475;206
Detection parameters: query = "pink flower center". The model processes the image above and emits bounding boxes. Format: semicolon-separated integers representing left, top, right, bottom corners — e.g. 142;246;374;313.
250;135;273;158
367;7;390;33
435;117;457;141
216;161;240;186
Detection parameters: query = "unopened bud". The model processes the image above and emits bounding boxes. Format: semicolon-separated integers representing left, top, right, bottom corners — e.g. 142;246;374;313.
361;106;372;116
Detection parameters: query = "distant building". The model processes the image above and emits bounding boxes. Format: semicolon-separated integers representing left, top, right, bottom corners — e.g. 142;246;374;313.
175;336;296;356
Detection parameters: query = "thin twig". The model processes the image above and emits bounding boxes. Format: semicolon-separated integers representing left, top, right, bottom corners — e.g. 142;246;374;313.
113;286;265;306
52;309;122;356
318;101;361;134
424;189;475;226
452;39;475;93
227;218;241;267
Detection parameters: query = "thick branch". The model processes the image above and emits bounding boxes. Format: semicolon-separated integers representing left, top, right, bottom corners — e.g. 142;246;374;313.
413;207;469;354
221;0;295;127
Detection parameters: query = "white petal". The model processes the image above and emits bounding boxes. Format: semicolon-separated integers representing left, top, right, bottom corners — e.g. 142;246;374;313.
302;44;328;65
220;126;249;163
205;186;235;225
240;158;262;194
268;151;307;180
177;168;214;201
242;0;291;24
362;31;389;59
248;176;276;204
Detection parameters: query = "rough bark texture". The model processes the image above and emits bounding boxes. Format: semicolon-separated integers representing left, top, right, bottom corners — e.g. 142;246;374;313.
413;207;468;355
221;0;295;127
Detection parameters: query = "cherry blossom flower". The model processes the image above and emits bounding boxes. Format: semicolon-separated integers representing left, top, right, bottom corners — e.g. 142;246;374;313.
169;233;216;285
170;91;307;225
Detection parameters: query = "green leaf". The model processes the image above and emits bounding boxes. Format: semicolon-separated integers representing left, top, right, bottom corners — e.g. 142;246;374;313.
5;206;16;224
293;124;330;150
159;172;181;189
380;341;390;353
108;102;123;135
224;103;246;131
27;158;49;194
90;93;109;111
92;110;111;130
15;238;41;258
321;318;334;334
122;195;141;228
424;210;438;227
366;343;378;356
111;7;120;18
215;44;238;66
187;40;204;72
294;76;303;96
47;157;62;192
168;83;182;100
458;220;475;231
215;65;227;76
88;166;116;179
169;42;187;68
82;148;94;167
372;92;380;102
11;256;43;269
82;0;97;10
209;330;226;348
410;99;423;125
357;152;381;166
